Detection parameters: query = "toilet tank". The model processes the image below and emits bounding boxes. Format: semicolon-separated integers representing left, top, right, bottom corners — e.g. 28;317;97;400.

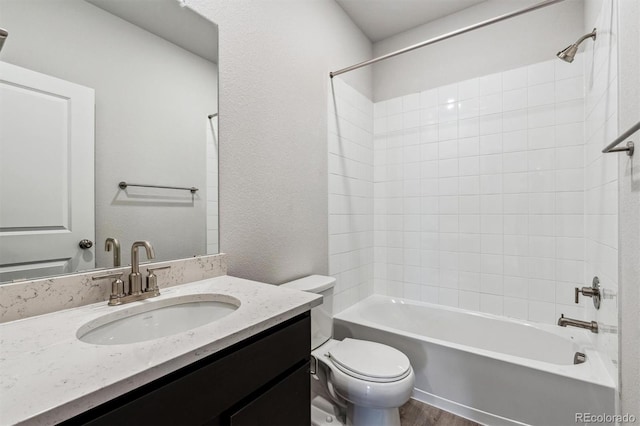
281;275;335;350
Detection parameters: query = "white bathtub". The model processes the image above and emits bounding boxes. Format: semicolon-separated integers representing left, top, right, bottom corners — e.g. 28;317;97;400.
333;295;615;426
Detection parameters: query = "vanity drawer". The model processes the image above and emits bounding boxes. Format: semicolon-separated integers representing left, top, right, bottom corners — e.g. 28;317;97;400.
227;362;310;426
64;312;311;426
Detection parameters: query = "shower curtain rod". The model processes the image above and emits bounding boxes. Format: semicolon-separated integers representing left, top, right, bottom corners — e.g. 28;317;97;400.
329;0;565;78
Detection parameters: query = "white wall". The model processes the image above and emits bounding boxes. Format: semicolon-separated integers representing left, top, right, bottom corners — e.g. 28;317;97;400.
188;0;372;284
616;0;640;417
2;0;217;265
582;0;620;383
328;78;374;313
372;0;585;102
371;59;587;324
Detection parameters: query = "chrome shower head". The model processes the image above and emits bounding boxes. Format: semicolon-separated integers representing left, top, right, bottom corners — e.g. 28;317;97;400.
0;28;7;53
557;28;596;63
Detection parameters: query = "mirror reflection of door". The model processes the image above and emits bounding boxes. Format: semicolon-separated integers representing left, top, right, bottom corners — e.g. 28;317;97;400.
0;61;95;282
0;0;218;284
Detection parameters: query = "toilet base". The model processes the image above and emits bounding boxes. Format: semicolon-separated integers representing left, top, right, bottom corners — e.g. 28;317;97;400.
347;405;401;426
311;397;345;426
311;394;401;426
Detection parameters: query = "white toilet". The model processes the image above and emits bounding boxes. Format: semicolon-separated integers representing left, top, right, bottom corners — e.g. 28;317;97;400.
282;275;415;426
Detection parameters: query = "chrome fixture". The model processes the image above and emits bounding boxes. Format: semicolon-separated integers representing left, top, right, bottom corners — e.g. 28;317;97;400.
575;276;601;309
105;237;121;267
573;352;586;365
558;314;598;333
119;181;198;194
0;28;7;53
130;241;155;296
93;241;168;306
146;265;171;297
556;28;596;63
93;272;126;306
602;120;639;157
330;0;565;78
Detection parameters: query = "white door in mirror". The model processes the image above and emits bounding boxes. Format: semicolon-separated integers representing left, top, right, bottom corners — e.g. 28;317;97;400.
0;61;95;282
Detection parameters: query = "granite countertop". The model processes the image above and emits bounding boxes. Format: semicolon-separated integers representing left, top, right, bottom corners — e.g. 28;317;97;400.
0;276;321;426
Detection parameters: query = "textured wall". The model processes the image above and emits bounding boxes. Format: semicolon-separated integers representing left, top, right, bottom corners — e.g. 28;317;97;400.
187;0;372;284
372;0;585;102
616;0;640;417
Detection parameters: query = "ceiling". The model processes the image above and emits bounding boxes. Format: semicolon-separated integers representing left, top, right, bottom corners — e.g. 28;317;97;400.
335;0;488;42
86;0;218;63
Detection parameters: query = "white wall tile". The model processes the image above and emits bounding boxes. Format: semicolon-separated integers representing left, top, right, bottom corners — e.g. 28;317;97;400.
367;57;587;331
329;81;375;314
503;88;527;112
458;78;479;100
478;73;502;96
458;98;479;120
502;67;528;91
528;82;555;107
527;60;555;86
420;89;438;109
438;83;458;105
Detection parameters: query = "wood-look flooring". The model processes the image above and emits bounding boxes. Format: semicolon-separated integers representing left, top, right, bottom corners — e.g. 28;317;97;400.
399;399;480;426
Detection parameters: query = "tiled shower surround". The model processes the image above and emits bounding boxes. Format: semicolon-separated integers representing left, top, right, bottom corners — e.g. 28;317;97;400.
329;31;618;375
371;59;588;325
328;79;374;314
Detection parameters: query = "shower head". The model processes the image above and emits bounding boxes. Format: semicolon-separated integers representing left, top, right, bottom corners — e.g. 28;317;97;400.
0;28;7;53
557;28;596;63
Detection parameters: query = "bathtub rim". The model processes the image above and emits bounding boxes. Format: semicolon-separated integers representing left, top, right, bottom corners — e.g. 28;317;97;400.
334;294;615;389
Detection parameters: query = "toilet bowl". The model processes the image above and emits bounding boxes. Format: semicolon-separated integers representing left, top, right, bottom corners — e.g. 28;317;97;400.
281;275;415;426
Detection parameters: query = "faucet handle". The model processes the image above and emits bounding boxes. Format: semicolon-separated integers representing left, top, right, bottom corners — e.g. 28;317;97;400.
145;266;171;295
574;276;601;309
147;266;171;273
92;272;125;305
92;271;124;281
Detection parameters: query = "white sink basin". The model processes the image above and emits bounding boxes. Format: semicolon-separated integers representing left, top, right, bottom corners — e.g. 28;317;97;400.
77;294;240;345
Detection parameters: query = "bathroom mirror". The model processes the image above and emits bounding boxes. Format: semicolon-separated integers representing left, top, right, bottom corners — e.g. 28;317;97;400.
0;0;218;283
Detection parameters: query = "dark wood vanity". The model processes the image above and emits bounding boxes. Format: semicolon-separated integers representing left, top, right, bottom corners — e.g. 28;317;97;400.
62;313;311;426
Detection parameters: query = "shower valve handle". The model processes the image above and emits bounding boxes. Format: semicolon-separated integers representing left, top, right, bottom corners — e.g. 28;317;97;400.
574;277;601;309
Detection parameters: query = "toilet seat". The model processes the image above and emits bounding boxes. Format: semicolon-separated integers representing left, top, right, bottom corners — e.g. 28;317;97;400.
328;338;411;383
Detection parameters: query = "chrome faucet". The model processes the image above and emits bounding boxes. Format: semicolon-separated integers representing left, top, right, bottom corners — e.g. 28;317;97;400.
93;240;170;306
105;237;121;267
558;314;598;333
130;241;155;295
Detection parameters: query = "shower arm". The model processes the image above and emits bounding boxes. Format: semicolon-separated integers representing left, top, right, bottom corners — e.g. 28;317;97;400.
574;28;597;46
329;0;566;78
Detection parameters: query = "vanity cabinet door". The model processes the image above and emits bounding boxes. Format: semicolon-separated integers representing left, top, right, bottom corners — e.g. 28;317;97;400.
228;362;310;426
63;313;310;426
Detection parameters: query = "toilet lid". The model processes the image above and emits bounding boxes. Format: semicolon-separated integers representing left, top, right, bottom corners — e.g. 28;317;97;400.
328;338;411;383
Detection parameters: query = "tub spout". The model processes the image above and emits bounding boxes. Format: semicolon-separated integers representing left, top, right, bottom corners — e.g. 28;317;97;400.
557;314;598;333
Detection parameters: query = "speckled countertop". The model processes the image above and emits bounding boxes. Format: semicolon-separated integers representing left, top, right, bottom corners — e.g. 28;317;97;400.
0;276;321;426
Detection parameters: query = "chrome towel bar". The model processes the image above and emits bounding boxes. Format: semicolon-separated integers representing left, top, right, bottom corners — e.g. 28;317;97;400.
118;181;198;194
602;120;639;156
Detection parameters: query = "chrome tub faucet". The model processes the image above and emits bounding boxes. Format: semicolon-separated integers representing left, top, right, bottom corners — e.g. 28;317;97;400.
558;314;598;333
